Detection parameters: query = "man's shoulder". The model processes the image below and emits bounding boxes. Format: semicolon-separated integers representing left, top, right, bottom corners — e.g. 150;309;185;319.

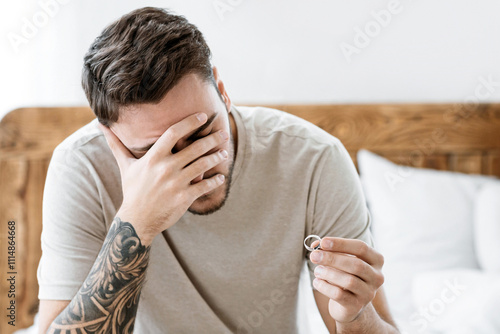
51;118;108;165
235;105;342;149
54;118;106;153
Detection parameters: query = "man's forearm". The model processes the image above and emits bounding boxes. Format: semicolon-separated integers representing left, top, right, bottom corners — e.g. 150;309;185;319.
336;303;400;334
46;217;151;334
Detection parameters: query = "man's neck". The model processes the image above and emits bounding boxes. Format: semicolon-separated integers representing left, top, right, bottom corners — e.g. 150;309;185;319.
229;110;238;158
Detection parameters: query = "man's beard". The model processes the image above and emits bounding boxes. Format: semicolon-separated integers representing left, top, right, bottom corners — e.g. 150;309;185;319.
187;131;236;216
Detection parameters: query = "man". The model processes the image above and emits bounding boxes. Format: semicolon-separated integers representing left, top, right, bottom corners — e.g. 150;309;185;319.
37;6;399;334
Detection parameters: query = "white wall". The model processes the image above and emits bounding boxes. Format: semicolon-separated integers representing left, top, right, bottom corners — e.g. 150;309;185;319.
1;0;500;121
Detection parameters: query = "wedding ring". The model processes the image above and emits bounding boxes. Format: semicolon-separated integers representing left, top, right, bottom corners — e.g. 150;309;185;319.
304;234;322;252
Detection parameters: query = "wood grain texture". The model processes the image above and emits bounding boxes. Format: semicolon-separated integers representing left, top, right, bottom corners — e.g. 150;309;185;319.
485;152;500;176
0;107;95;159
258;103;500;175
0;103;499;333
266;103;500;151
0;159;28;333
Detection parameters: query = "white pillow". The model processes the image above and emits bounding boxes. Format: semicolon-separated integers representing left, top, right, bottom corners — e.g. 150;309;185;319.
411;269;500;333
474;180;500;272
357;150;493;326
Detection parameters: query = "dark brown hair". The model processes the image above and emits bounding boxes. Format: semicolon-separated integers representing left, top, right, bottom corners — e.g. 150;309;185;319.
82;7;218;126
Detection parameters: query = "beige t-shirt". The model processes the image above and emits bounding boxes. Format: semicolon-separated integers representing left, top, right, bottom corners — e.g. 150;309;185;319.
37;105;374;333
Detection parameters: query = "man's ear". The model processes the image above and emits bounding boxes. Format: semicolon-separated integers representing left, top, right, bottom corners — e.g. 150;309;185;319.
212;66;232;112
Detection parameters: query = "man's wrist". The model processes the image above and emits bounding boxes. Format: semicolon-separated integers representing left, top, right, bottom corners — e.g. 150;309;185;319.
335;303;400;334
114;209;156;247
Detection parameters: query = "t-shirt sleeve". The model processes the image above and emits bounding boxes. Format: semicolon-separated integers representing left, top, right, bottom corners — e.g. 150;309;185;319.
305;140;375;289
37;146;107;300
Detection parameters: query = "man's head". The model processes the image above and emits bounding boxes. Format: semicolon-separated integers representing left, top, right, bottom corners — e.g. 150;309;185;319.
82;7;236;216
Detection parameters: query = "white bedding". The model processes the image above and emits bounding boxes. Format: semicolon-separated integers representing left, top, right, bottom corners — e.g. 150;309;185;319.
357;149;500;334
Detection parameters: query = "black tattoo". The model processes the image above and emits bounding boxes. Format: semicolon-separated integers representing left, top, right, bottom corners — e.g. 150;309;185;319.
47;217;151;334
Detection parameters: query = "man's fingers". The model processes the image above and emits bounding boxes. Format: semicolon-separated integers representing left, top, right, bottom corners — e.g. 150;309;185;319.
148;113;207;158
311;250;375;282
319;237;383;267
189;173;225;199
98;123;134;170
314;265;369;297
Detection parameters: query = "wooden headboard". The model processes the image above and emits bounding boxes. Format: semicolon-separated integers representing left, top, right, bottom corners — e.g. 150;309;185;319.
1;104;499;332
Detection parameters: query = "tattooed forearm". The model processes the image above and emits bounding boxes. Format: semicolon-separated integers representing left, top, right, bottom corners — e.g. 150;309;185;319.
47;217;151;334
